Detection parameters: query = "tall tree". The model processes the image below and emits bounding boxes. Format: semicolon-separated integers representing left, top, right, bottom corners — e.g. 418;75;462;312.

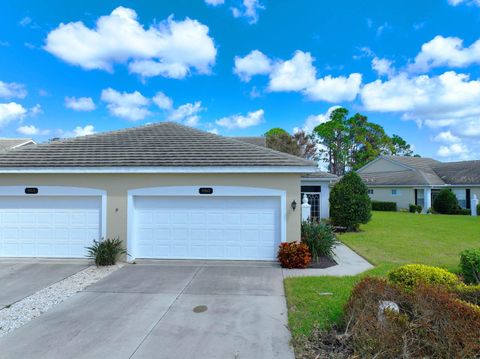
313;108;350;175
313;107;416;174
265;128;317;160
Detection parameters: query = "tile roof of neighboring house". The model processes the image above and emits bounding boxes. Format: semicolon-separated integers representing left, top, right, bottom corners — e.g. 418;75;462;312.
433;160;480;185
0;138;36;151
230;136;266;147
0;122;317;169
360;156;480;186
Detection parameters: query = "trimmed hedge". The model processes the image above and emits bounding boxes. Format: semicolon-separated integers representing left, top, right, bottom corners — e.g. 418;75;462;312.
371;201;397;212
388;264;460;290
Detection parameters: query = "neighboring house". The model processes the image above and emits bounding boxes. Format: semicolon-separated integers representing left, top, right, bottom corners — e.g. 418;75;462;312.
357;155;480;212
0;122;335;261
0;138;36;152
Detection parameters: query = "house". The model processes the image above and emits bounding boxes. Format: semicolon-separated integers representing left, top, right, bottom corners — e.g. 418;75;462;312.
357;155;480;212
0;122;334;261
0;138;36;152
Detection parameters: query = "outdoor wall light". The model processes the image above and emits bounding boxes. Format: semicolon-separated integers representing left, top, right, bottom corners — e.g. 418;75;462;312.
291;200;297;211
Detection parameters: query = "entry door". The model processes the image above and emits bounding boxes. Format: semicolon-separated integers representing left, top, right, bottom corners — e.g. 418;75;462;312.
132;196;280;260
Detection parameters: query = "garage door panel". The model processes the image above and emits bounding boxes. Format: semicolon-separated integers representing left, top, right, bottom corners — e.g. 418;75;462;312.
133;196;280;260
0;196;102;258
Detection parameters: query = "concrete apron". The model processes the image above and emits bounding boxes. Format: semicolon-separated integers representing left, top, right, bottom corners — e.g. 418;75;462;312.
0;263;295;359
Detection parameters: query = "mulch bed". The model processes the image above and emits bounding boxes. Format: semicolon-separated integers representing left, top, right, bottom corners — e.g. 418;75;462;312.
309;256;337;269
294;327;354;359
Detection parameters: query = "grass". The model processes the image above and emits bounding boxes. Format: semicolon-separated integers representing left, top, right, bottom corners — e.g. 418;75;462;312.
285;211;480;341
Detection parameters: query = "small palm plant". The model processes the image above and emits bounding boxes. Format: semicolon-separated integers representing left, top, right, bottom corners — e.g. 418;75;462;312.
86;237;126;266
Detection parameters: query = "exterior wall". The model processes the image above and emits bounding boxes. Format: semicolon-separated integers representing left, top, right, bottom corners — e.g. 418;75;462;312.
368;187;415;210
359;158;410;173
0;173;302;247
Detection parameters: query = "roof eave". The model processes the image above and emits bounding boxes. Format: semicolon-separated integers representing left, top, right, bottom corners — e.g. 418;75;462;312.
0;165;318;174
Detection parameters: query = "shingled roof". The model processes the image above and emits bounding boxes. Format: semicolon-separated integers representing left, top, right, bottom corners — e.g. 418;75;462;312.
0;122;317;170
359;156;480;186
0;138;36;151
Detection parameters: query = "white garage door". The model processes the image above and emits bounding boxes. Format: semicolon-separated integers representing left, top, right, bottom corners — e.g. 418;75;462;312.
0;196;102;258
133;196;280;260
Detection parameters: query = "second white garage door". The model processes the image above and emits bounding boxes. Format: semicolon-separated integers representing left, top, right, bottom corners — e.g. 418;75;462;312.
132;196;280;260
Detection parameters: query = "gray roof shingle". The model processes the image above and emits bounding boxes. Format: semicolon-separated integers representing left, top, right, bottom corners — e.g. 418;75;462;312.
0;122;317;168
229;136;266;147
360;156;480;186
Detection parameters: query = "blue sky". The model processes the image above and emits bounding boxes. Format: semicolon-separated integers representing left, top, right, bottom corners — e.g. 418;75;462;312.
1;0;480;161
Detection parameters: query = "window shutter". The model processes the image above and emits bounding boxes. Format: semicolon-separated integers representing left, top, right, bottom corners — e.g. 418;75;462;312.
414;189;418;206
466;189;471;209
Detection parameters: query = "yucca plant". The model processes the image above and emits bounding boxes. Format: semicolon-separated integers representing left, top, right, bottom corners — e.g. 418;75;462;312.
86;237;126;266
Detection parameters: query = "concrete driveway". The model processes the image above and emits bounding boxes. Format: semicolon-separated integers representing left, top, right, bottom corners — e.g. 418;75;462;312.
0;261;88;309
0;261;294;359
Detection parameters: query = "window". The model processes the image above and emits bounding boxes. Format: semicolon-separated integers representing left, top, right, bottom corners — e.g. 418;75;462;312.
301;186;321;219
416;189;425;206
453;189;467;209
391;189;401;196
368;189;374;195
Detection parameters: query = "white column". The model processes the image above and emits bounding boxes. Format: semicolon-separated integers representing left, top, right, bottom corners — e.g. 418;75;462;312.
301;194;311;222
320;182;331;219
424;187;432;213
472;195;478;216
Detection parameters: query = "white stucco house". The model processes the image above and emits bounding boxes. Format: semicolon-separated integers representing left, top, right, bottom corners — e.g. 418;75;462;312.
357;156;480;212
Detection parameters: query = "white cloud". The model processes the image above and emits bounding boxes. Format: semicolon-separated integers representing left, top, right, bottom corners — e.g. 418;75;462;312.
17;125;50;136
234;50;272;82
205;0;225;5
448;0;480;6
372;57;395;77
216;109;264;129
0;102;27;126
168;101;203;124
409;36;480;72
268;51;316;92
29;104;42;116
433;130;461;143
100;88;151;121
437;143;468;157
19;16;32;27
44;7;217;79
65;96;96;111
72;125;95;136
304;73;362;103
231;0;264;24
0;81;27;99
153;92;173;110
301;106;341;133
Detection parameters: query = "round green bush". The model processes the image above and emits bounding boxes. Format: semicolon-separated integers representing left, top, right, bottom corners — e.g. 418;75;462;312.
329;171;371;231
459;249;480;284
388;264;460;290
433;189;459;214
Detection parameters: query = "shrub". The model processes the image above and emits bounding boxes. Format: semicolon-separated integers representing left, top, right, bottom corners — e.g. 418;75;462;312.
458;208;471;215
433;188;460;214
460;249;480;284
277;242;312;269
477;202;480;216
329;171;371;231
371;201;397;212
86;237;126;266
416;204;423;213
409;204;423;213
388;264;460;290
301;221;337;261
345;277;480;359
455;284;480;306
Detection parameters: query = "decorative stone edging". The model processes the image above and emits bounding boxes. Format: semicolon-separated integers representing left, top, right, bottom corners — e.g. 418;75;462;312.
0;263;123;338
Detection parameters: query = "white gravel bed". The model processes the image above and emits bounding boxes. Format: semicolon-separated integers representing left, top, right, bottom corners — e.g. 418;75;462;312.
0;263;123;338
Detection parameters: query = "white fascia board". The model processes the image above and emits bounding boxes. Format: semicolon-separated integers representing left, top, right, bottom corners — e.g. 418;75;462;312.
0;166;317;174
301;177;337;183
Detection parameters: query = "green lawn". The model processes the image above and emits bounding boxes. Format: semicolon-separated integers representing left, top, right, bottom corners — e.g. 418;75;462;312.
285;211;480;341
